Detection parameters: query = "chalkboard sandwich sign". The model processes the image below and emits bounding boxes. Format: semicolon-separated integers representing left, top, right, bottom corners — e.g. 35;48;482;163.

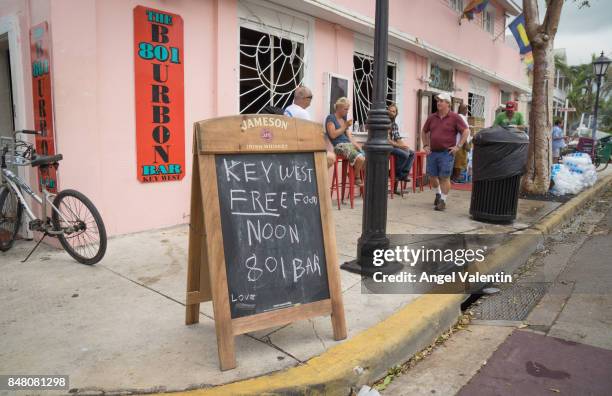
186;114;347;370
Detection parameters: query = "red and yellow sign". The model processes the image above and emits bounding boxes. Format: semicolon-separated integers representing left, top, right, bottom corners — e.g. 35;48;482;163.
30;22;58;192
134;6;185;183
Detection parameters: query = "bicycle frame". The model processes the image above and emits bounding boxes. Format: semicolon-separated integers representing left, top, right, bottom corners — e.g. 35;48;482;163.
1;167;72;236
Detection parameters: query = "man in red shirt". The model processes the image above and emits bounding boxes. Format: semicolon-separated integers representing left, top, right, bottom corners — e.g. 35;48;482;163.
421;93;470;211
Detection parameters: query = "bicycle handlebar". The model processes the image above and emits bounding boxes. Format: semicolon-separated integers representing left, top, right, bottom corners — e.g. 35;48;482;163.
14;130;40;135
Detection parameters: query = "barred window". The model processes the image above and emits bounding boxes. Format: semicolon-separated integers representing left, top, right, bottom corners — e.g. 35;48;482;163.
449;0;464;13
430;63;454;92
239;27;305;114
352;52;396;130
468;92;485;118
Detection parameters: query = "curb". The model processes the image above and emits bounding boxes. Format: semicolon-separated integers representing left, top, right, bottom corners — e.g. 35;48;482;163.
170;174;612;396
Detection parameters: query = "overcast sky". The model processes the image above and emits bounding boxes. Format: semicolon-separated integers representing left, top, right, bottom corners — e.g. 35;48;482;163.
539;0;612;65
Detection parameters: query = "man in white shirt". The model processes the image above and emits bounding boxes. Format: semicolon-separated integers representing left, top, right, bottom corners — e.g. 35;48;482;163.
284;86;313;120
284;86;336;168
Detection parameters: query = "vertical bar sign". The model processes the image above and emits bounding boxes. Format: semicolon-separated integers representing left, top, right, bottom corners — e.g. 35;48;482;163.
30;22;58;192
134;6;185;183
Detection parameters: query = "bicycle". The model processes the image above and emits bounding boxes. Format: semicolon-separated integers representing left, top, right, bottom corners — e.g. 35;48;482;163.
0;130;107;264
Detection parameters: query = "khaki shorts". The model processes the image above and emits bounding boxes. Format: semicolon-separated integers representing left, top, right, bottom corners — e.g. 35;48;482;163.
334;143;364;166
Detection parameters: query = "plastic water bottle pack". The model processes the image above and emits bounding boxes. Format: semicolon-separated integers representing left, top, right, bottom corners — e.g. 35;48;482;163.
550;153;597;196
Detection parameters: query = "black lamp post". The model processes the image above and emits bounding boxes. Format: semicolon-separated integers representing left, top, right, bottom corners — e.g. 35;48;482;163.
591;52;611;155
341;0;401;276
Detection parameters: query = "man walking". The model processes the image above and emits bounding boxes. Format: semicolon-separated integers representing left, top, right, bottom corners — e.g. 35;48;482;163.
284;86;336;167
421;93;469;211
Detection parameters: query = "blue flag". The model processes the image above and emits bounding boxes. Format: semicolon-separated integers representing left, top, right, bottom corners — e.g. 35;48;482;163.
508;14;532;55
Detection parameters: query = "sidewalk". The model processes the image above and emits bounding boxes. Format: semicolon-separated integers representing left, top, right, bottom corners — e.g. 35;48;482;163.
380;187;612;396
1;171;611;394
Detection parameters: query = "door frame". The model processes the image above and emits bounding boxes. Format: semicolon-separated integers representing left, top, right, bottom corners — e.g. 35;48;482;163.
1;14;33;239
0;15;27;134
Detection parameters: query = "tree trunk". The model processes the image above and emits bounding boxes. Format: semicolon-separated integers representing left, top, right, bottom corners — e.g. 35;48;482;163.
521;45;554;194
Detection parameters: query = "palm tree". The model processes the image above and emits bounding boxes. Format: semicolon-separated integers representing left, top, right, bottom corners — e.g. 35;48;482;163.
554;54;612;129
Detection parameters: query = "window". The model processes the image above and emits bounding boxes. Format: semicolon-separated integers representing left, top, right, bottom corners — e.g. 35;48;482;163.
449;0;464;12
239;27;305;114
500;90;511;105
430;63;454;92
468;92;485;118
352;52;396;129
483;7;495;34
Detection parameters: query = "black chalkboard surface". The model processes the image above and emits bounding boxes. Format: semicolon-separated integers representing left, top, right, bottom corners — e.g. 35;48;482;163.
215;152;330;319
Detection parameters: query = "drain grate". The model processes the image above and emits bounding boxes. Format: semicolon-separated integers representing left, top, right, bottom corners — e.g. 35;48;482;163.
470;283;548;321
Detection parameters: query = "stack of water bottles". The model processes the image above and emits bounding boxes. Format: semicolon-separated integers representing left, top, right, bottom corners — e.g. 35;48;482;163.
550;152;597;196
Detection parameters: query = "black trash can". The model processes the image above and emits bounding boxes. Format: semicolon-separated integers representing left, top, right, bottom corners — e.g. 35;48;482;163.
469;126;529;223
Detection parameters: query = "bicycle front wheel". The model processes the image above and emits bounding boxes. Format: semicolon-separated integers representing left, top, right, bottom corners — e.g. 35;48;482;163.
0;187;23;251
52;189;107;265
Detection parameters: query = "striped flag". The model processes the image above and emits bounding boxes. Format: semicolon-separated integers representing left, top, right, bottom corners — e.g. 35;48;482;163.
508;14;534;69
462;0;490;20
523;51;534;69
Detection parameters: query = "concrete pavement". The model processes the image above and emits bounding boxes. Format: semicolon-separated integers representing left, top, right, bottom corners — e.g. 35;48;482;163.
380;186;612;396
1;172;610;394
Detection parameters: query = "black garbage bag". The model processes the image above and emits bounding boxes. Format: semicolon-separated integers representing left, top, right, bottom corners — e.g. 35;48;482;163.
472;125;529;182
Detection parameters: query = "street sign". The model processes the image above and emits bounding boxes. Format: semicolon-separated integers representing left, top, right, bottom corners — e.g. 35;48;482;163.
559;107;576;112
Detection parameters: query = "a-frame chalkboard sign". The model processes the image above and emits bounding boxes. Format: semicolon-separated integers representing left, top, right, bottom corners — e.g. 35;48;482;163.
186;115;347;370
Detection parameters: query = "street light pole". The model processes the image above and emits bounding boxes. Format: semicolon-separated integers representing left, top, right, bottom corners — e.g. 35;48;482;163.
591;52;611;159
591;76;602;147
341;0;401;276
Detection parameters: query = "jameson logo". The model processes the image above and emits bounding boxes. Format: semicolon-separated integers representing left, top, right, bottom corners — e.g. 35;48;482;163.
134;6;185;183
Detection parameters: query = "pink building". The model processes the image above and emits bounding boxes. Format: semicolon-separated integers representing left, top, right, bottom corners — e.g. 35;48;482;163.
0;0;529;236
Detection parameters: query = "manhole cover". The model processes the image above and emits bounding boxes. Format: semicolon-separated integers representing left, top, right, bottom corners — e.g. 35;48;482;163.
470;283;548;321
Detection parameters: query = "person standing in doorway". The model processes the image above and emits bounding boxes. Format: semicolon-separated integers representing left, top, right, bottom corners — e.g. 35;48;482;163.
421;93;470;211
452;103;471;182
387;103;415;194
284;86;336;168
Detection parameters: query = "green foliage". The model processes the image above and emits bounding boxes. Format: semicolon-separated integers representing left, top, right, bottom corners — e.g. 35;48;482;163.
554;54;612;131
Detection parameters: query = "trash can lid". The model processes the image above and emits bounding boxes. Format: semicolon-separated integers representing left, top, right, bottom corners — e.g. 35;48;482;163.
473;125;529;145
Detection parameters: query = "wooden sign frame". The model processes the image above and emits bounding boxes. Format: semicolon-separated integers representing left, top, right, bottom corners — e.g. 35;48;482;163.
186;115;347;370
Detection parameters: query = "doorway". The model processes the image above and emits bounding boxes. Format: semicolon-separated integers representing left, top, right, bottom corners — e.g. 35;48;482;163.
416;90;463;149
0;33;14;140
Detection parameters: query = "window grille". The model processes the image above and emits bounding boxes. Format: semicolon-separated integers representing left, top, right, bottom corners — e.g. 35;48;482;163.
468;92;485;118
352;52;396;129
430;63;454;92
239;27;305;114
449;0;464;12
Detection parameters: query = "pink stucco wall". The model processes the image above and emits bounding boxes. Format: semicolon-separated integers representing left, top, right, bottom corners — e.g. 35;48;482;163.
381;0;525;85
23;0;221;235
0;0;527;236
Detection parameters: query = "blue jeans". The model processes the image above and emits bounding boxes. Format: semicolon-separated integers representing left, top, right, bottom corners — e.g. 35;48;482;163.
427;150;454;178
391;148;414;180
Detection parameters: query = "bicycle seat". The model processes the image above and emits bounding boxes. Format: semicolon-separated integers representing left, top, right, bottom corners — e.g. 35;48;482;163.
31;154;63;167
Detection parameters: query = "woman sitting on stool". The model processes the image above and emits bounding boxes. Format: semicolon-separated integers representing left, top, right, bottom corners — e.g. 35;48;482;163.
326;97;365;185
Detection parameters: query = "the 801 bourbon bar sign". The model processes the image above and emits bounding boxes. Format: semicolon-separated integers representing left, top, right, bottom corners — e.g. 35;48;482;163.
134;6;185;183
30;22;58;192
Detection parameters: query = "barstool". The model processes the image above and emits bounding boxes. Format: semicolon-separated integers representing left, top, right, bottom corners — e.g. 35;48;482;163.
411;151;431;192
330;154;363;209
388;155;396;199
